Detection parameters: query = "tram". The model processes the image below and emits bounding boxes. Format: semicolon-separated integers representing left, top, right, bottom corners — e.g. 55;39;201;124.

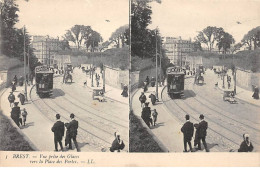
166;67;185;99
35;65;54;98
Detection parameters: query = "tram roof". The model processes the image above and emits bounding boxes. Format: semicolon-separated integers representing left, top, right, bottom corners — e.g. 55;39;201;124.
167;72;185;75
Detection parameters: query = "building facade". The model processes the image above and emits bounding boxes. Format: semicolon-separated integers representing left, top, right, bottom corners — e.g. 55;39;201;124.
163;36;195;65
31;36;68;65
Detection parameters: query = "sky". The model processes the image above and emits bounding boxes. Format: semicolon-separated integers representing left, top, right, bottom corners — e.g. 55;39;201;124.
148;0;260;43
15;0;129;42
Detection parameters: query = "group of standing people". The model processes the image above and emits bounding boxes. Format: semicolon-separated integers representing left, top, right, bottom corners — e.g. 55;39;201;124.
10;100;28;128
51;113;80;152
181;114;209;152
139;92;158;128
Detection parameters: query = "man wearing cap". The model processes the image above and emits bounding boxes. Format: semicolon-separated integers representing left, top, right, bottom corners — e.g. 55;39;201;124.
67;113;80;152
197;114;209;152
139;92;147;108
8;92;15;107
51;114;65;152
10;102;20;127
238;133;254;152
181;115;194;152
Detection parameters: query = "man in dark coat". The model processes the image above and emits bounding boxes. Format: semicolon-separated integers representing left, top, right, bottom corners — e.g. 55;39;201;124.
51;114;65;152
181;115;194;152
10;102;20;127
67;113;80;152
139;92;147;108
197;114;209;152
238;133;254;152
18;92;25;105
141;102;152;128
8;92;15;107
145;76;150;86
149;93;156;105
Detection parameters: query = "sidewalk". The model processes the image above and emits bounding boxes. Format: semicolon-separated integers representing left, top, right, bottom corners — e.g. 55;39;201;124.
73;67;128;105
216;70;260;107
0;84;99;152
0;85;53;151
131;86;184;152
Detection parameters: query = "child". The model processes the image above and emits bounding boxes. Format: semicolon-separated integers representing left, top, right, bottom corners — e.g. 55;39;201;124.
152;109;158;126
21;108;28;126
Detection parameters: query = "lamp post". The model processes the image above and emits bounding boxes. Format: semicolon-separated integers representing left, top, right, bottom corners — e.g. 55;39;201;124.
23;26;28;101
155;28;159;100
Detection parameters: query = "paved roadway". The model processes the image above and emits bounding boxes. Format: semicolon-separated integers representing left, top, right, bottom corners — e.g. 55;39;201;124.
30;69;129;152
161;70;260;152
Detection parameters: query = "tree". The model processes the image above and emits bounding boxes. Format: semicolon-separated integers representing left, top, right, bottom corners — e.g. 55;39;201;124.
109;25;129;48
216;32;235;54
241;26;260;50
193;40;202;52
131;0;161;58
1;0;19;56
85;31;103;52
63;25;93;50
195;26;225;51
229;43;242;54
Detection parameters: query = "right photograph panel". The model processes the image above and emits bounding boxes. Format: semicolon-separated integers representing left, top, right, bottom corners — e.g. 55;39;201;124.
130;0;260;152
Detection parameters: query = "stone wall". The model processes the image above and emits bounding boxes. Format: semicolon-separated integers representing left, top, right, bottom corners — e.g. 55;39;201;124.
104;65;129;89
6;66;29;87
236;68;260;91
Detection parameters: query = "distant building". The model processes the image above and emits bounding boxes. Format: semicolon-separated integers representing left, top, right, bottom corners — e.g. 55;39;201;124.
163;36;195;65
31;35;70;65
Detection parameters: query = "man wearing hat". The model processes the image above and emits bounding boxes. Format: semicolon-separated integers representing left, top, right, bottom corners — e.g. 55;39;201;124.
11;102;20;127
66;113;80;152
181;115;194;152
139;92;147;108
51;114;65;151
197;114;209;152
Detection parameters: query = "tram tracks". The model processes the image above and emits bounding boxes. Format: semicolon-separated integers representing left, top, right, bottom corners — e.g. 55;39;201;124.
30;87;122;151
162;78;260;151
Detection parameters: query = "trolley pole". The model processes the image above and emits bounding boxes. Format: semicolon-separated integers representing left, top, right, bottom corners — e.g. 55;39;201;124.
103;66;105;92
159;36;162;87
23;26;28;101
155;28;159;100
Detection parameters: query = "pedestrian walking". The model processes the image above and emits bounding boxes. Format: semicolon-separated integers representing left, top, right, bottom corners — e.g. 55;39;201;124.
51;114;65;152
121;84;128;97
252;86;259;99
8;92;15;107
181;115;194;152
139;92;147;108
67;113;80;152
21;108;28;126
149;92;156;105
143;81;148;92
197;114;209;152
152;109;158;126
145;76;150;86
11;83;16;92
238;134;254;152
141;102;152;128
13;75;17;86
110;132;125;152
10;102;20;127
18;92;25;105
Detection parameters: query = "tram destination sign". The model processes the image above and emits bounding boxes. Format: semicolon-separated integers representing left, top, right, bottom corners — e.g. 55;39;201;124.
35;65;51;73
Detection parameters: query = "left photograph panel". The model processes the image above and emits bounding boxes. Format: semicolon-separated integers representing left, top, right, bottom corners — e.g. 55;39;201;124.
0;0;129;152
